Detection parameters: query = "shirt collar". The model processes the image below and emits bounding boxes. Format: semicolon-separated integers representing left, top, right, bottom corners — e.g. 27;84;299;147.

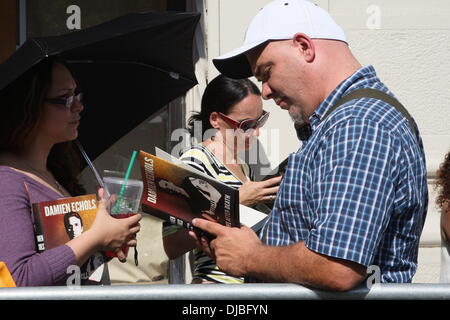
309;65;378;129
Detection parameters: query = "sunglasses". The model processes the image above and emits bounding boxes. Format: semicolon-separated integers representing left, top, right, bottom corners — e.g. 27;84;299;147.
44;92;83;109
218;110;270;131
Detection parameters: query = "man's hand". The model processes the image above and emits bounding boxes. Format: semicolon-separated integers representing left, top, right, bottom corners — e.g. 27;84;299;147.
189;218;367;291
189;218;263;277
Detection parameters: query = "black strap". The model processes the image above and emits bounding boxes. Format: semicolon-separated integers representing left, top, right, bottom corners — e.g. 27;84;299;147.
134;246;139;266
322;88;419;137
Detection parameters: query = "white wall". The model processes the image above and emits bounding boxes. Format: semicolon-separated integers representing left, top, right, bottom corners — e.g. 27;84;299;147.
195;0;450;283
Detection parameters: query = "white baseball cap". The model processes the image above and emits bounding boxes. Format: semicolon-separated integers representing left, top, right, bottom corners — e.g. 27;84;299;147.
213;0;347;79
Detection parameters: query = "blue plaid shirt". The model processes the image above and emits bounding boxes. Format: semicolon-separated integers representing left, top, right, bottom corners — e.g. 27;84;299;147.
261;65;428;283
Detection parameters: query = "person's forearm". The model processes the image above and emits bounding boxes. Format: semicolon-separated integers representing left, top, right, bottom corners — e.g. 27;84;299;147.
163;230;197;259
245;242;366;291
66;229;101;266
191;218;366;290
246;241;314;283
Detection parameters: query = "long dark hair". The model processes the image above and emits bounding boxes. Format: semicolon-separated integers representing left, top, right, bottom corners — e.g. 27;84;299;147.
0;57;86;196
187;74;261;137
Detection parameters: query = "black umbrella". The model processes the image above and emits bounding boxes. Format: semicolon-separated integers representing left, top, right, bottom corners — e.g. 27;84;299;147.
0;11;200;161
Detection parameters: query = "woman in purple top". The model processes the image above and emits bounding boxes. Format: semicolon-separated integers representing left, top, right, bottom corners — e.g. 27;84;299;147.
0;57;142;286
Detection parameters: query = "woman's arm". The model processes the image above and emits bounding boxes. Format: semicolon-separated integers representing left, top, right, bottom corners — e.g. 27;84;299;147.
163;226;198;259
65;196;141;264
238;176;282;207
0;178;76;286
0;178;140;286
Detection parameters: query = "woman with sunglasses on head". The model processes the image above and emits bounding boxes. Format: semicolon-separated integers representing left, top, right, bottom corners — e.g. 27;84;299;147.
0;57;141;286
163;74;281;284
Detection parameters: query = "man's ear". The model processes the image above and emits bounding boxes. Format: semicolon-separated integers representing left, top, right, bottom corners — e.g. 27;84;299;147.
209;112;220;129
292;33;315;63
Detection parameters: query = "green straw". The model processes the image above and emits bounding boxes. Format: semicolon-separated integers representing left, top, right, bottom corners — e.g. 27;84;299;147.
112;150;138;215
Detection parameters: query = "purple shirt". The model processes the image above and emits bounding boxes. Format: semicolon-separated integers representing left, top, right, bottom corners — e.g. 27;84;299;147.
0;166;76;286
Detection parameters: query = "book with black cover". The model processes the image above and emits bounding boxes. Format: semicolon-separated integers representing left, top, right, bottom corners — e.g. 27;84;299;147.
139;149;268;233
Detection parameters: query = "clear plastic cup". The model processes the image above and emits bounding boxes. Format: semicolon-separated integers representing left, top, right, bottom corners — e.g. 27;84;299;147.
103;176;143;214
103;176;143;258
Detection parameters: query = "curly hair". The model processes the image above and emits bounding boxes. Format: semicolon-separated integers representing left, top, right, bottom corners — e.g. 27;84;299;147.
436;150;450;210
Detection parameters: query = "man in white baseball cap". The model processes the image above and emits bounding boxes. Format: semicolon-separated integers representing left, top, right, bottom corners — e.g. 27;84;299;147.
190;0;427;291
213;0;347;79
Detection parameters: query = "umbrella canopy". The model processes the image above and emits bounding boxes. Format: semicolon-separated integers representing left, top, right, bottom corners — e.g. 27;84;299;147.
0;11;200;160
